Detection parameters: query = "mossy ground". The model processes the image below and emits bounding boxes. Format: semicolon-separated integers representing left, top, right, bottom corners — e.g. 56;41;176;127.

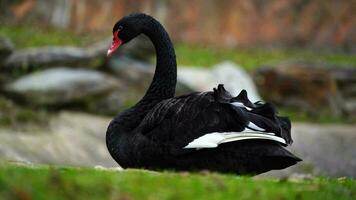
0;163;355;200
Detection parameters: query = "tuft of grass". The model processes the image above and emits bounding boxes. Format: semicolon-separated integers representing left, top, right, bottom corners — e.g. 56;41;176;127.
0;163;355;200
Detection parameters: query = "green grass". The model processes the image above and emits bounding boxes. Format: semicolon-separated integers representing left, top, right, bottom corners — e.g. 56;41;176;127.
0;163;355;200
0;24;102;48
175;44;356;70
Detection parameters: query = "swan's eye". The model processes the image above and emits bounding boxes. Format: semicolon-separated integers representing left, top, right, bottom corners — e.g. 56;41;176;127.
118;25;123;31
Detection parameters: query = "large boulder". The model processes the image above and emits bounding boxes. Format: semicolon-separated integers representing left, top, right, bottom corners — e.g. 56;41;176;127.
5;67;121;107
3;40;108;72
178;61;262;102
254;61;355;116
0;112;118;167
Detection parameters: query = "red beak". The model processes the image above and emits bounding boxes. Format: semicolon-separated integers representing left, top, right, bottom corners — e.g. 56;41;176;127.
107;31;122;57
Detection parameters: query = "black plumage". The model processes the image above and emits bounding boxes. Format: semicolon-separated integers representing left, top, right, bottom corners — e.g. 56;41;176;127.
106;13;301;175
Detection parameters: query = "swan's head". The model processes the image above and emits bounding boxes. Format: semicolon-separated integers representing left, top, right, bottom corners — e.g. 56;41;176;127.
107;13;147;56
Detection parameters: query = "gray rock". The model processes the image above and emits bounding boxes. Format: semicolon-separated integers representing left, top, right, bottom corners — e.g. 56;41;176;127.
0;112;119;167
86;91;125;115
106;56;156;104
4;45;105;71
6;47;85;66
108;56;153;83
0;36;14;65
2;37;112;72
178;61;262;102
5;67;120;105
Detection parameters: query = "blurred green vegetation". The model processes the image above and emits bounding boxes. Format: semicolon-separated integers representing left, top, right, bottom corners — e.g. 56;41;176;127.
0;163;355;200
1;24;355;71
0;97;50;129
0;24;102;48
279;108;356;124
175;45;356;70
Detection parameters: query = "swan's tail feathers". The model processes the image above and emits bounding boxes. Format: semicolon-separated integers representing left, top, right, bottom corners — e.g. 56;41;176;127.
213;84;233;104
251;103;277;121
277;116;293;145
213;84;293;146
262;143;302;171
231;89;255;108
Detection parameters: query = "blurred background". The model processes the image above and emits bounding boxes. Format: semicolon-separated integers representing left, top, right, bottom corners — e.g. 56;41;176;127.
0;0;355;178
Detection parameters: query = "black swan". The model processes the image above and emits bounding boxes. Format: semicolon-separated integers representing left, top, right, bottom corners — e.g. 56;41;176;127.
106;13;301;175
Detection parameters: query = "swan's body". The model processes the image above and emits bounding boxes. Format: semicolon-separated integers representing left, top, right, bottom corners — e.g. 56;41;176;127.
106;13;301;175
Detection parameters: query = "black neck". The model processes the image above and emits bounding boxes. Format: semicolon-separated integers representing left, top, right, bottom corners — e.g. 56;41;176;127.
140;17;177;104
131;17;176;112
113;15;177;130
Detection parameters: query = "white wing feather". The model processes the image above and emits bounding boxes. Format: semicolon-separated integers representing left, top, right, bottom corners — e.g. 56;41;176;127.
184;130;286;149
